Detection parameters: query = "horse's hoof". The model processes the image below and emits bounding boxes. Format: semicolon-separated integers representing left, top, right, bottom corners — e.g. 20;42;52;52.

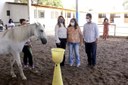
12;75;16;78
22;76;27;80
11;73;16;78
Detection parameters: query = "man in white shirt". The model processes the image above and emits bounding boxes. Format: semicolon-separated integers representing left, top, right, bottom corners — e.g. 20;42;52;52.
83;13;99;68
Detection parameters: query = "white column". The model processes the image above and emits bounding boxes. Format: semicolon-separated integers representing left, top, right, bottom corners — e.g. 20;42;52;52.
28;0;32;23
76;0;79;23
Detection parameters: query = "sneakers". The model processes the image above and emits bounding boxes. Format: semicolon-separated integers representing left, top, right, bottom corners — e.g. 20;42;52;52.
23;64;35;69
69;63;80;67
70;63;73;66
29;65;35;70
76;63;80;67
23;65;28;68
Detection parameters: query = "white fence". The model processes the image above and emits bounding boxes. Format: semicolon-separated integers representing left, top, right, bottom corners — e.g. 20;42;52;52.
79;24;128;37
98;24;128;37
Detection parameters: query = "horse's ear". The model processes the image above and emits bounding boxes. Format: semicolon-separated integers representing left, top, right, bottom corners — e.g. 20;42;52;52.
43;24;45;28
35;22;40;27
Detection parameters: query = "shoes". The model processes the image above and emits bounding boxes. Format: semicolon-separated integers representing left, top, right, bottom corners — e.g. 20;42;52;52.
23;64;35;69
29;65;35;70
70;63;73;66
91;64;96;69
23;65;28;68
76;63;80;67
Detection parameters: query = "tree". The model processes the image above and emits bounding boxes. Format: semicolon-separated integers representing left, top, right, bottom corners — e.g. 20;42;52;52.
123;0;128;9
16;0;63;7
37;0;62;7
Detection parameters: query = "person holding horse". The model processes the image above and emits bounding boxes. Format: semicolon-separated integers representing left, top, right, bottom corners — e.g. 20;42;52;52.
55;16;67;66
20;18;34;69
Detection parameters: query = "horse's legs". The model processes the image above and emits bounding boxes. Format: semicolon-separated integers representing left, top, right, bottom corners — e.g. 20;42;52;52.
10;56;16;78
13;52;27;80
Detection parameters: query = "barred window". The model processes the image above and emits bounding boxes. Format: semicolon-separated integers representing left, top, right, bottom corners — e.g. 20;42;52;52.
67;12;71;18
124;14;128;18
34;10;37;18
38;10;45;18
51;11;58;19
98;14;106;18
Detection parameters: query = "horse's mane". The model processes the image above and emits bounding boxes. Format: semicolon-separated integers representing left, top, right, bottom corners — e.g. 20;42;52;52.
1;23;36;42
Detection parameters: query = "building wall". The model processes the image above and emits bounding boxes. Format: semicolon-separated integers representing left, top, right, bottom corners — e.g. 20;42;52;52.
8;4;29;23
0;0;14;24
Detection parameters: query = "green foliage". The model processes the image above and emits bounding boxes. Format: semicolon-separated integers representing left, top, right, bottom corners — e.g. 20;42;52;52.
18;0;62;7
19;0;28;3
123;0;128;9
38;0;62;7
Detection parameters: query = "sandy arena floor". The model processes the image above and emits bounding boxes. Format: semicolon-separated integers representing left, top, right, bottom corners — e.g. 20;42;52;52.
0;36;128;85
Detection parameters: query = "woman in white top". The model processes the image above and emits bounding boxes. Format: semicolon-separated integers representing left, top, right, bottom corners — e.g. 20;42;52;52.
55;16;67;66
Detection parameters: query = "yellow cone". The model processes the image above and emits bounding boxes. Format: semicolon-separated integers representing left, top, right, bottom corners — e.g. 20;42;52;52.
52;64;63;85
51;48;65;85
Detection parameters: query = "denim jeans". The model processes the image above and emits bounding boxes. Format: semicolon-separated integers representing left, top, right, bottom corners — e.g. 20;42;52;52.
68;42;80;65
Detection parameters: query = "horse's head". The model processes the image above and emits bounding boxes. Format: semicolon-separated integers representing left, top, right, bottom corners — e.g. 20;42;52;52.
34;22;47;44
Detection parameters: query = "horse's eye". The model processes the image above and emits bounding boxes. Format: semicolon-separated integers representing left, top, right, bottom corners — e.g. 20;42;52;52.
40;30;44;32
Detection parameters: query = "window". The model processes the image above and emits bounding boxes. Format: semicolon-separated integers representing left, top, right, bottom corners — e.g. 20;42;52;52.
34;9;37;18
61;11;63;16
55;11;59;18
124;14;128;23
51;11;55;19
51;11;58;19
65;12;67;18
67;12;71;18
38;10;45;18
73;13;75;18
110;14;114;23
124;14;128;18
110;14;121;23
98;14;106;18
114;14;120;18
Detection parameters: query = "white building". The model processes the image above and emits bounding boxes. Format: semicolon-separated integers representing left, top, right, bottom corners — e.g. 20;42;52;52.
0;1;128;36
0;0;14;24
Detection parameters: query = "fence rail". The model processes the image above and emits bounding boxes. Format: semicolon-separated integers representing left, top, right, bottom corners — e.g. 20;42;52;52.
80;24;128;37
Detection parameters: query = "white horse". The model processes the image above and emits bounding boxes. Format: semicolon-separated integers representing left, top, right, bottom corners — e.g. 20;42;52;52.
0;23;47;80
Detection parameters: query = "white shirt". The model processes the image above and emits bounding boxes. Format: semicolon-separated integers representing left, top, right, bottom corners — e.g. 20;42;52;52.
7;23;15;29
83;22;99;43
55;24;67;43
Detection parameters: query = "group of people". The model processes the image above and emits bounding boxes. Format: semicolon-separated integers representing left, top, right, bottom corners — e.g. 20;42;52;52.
0;13;110;69
55;13;99;68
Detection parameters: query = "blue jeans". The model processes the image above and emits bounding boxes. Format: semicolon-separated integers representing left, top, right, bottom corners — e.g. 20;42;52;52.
68;42;80;65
